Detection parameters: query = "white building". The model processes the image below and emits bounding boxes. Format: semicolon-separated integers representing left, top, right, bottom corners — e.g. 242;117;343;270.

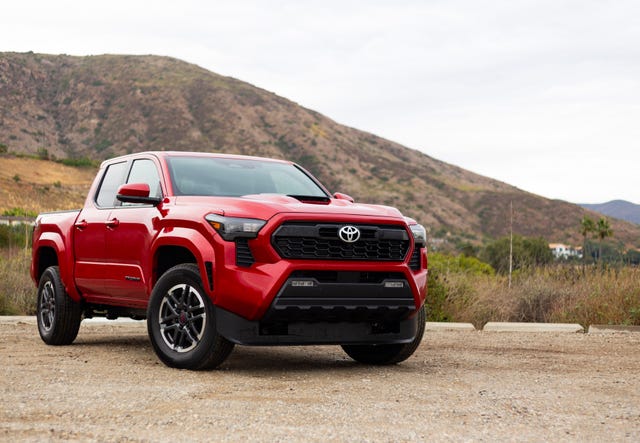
549;243;583;260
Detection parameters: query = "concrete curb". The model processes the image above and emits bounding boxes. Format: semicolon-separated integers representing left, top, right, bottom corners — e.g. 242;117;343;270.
588;324;640;334
2;317;637;334
0;316;143;326
483;322;584;333
426;322;476;331
83;317;145;325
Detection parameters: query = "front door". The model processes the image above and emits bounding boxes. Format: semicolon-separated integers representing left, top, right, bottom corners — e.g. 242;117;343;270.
102;158;164;307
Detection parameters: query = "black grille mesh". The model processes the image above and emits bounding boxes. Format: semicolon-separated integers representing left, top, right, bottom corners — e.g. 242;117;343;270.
272;223;410;261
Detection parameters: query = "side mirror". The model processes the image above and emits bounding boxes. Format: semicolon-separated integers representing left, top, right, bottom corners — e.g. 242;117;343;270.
116;183;163;206
333;192;354;203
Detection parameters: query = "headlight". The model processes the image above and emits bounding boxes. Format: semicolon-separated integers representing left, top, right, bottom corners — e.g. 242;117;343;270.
409;224;427;247
205;214;266;241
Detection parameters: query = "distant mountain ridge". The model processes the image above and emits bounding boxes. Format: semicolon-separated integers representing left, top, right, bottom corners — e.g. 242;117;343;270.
580;200;640;225
1;51;640;249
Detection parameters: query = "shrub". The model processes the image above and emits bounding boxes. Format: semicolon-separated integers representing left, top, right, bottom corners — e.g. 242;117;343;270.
480;235;553;273
56;157;98;168
426;253;495;323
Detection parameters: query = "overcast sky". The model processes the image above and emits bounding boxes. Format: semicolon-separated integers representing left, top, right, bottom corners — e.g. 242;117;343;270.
3;0;639;204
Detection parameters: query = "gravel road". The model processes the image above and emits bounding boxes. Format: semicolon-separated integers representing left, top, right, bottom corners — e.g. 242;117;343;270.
1;320;639;442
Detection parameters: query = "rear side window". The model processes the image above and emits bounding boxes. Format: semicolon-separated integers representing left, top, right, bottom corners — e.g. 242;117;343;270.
95;162;127;207
127;159;162;198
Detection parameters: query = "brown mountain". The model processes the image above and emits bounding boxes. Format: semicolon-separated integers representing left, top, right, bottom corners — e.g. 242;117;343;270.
1;52;638;249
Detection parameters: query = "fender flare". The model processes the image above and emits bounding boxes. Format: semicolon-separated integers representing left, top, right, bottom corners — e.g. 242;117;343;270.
151;227;217;297
33;232;82;302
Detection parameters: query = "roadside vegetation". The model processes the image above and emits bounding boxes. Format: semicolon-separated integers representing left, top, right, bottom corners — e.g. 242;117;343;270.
427;252;640;328
0;247;33;315
427;218;640;328
1;221;639;327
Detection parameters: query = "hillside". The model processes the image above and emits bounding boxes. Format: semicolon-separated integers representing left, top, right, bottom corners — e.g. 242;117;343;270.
0;156;95;214
1;52;639;249
581;200;640;226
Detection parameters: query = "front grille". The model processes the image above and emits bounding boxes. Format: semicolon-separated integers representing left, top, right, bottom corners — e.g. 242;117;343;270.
272;223;410;261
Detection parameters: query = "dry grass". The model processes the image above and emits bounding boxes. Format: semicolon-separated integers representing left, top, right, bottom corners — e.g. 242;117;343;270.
0;249;35;315
428;264;640;328
0;157;95;213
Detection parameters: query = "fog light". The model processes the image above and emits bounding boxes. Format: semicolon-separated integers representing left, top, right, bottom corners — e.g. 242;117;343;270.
291;280;315;287
384;281;404;288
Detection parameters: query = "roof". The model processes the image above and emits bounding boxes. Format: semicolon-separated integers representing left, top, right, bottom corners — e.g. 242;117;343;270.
100;151;292;168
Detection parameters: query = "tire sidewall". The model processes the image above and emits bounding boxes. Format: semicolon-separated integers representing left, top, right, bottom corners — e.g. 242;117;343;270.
37;266;62;343
147;264;217;369
36;265;82;345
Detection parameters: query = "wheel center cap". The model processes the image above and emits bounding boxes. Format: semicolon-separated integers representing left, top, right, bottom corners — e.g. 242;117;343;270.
179;311;188;325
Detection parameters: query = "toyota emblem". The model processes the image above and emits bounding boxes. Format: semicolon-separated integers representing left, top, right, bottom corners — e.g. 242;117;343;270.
338;225;360;243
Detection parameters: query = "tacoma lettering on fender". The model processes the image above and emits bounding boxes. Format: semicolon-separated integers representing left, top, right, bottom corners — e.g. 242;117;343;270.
31;151;428;369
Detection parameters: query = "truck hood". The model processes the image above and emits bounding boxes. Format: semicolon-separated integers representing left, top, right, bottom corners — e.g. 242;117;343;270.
173;194;405;221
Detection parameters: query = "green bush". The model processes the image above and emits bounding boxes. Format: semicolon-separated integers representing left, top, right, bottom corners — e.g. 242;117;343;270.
480;235;553;274
426;253;495;322
0;224;32;249
1;207;38;217
56;157;98;168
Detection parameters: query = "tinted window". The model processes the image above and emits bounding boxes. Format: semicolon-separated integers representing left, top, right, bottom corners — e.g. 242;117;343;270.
95;162;128;207
167;157;327;197
127;159;162;198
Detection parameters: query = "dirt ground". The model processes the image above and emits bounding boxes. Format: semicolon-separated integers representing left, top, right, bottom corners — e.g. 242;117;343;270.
1;319;639;442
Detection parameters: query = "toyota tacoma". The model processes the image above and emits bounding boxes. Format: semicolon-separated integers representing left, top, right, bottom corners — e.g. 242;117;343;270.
31;151;428;369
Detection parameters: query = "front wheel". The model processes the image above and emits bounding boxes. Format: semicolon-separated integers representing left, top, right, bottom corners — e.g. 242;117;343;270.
147;263;234;370
37;266;82;345
341;305;426;365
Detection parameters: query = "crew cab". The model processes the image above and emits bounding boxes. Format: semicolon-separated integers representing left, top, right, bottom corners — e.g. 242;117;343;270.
32;151;428;369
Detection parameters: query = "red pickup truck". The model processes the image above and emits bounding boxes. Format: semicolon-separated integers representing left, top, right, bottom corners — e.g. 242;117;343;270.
31;151;428;369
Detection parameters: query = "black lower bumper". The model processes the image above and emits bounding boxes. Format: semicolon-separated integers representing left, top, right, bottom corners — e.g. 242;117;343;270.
215;307;420;345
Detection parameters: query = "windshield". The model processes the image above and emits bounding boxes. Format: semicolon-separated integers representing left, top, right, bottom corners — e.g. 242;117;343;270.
167;156;329;198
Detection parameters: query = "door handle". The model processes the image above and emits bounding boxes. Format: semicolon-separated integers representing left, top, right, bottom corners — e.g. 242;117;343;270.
106;218;120;229
74;220;88;230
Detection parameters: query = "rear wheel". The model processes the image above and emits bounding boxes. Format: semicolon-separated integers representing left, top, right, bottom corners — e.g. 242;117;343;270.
37;266;82;345
341;305;426;365
147;263;234;370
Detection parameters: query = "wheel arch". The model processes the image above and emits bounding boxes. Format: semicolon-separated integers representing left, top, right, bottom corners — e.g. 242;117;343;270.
152;228;216;297
32;233;81;301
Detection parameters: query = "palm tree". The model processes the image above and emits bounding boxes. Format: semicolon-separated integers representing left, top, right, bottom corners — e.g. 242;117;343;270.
580;216;595;266
595;217;613;263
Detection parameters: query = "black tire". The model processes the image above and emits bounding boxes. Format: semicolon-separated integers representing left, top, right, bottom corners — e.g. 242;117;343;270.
147;263;234;370
37;266;82;345
341;305;426;365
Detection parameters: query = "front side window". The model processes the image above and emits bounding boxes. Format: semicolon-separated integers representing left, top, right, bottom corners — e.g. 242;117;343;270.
95;161;128;207
127;159;162;199
167;156;328;198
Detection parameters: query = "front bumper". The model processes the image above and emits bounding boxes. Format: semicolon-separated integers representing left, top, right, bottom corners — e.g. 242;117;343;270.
209;213;428;322
215;270;421;345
